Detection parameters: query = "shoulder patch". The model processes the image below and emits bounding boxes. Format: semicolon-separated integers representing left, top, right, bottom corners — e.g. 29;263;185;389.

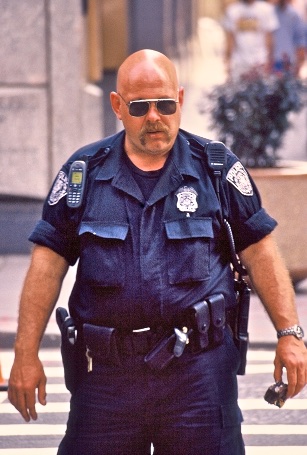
48;171;68;205
226;162;253;196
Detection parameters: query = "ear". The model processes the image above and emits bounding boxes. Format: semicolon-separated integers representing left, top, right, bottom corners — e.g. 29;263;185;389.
178;86;184;108
110;91;122;120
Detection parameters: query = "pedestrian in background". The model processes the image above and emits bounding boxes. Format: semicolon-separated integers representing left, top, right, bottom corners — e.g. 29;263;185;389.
7;49;307;454
223;0;279;79
292;0;307;52
269;0;306;76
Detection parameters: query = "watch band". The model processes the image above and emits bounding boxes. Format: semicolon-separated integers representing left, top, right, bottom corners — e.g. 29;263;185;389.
277;324;304;340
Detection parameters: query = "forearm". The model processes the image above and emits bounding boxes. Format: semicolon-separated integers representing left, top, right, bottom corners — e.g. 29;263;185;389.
14;245;69;359
240;234;307;398
239;234;298;331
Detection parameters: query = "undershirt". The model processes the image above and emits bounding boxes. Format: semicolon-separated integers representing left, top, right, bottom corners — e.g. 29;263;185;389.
125;156;163;201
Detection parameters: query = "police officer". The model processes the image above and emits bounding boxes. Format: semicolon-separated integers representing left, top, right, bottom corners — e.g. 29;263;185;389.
8;49;307;455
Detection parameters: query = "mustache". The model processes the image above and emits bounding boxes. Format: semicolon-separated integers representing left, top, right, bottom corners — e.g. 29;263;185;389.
140;122;169;135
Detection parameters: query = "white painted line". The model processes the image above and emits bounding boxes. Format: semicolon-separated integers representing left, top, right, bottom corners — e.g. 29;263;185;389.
239;398;307;410
0;424;66;436
245;364;274;374
0;447;306;455
44;367;64;377
242;425;307;435
0;401;70;413
45;383;68;394
247;351;275;361
0;450;57;455
245;448;307;455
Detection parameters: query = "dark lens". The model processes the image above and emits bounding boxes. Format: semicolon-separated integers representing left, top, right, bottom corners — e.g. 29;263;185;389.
157;100;177;115
129;101;149;117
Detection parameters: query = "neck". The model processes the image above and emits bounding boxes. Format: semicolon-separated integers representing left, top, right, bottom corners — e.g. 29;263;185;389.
124;150;169;171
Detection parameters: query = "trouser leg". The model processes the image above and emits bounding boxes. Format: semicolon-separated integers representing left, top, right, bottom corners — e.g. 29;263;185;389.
58;329;244;455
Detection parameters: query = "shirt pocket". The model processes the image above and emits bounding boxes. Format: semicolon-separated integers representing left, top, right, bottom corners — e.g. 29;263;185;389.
164;218;213;284
78;221;129;287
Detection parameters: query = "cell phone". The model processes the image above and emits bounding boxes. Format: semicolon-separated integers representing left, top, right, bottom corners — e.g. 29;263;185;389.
264;381;288;408
67;160;87;208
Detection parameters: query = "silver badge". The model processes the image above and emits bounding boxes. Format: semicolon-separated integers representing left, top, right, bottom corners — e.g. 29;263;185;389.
226;162;253;196
48;171;68;205
176;186;198;214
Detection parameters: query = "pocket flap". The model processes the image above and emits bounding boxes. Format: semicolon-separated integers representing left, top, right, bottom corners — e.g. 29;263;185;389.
164;218;213;239
221;403;244;428
79;222;129;240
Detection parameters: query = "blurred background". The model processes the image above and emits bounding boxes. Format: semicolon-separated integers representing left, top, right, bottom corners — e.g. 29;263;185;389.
0;0;306;255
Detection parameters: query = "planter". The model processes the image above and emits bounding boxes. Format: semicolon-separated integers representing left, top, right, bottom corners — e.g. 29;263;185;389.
249;160;307;285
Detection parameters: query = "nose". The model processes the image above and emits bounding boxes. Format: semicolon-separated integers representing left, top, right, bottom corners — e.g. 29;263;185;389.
146;102;161;121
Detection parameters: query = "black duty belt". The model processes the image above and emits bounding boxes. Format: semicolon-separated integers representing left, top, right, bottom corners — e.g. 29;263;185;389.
83;294;229;371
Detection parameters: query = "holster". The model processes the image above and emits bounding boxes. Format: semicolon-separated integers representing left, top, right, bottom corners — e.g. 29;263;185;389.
56;307;78;393
145;294;226;372
233;278;250;375
144;331;176;372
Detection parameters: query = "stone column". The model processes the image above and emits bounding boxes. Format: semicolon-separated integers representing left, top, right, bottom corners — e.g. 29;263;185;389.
0;0;103;199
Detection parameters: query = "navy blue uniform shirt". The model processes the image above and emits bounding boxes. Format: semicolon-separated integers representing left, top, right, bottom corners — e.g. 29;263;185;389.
29;129;276;330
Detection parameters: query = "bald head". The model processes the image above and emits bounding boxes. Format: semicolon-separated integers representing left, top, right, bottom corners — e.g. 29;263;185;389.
117;49;179;96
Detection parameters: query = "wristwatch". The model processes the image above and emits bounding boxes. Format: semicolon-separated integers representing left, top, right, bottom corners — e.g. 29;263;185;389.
277;324;304;340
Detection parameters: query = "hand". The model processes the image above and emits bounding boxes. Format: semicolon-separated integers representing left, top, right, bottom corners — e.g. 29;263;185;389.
274;337;307;398
8;357;47;422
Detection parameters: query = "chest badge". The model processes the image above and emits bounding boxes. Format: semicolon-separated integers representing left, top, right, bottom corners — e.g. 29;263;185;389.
176;186;198;216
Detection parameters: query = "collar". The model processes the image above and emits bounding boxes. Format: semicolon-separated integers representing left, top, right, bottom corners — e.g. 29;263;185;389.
94;130;202;204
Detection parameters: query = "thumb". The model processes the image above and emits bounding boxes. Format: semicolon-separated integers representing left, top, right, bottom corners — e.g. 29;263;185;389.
37;376;47;406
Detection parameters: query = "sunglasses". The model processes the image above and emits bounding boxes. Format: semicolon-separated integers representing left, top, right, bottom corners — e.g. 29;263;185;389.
117;93;179;117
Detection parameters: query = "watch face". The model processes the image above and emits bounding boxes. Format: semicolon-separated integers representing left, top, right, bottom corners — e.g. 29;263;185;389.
296;326;304;339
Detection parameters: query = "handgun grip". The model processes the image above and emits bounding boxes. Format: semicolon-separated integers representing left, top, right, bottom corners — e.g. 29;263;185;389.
56;307;69;330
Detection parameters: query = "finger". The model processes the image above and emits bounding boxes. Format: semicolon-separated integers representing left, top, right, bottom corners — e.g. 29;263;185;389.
12;389;32;422
24;390;38;421
8;384;27;422
37;378;47;406
285;369;298;398
288;365;306;398
273;359;283;383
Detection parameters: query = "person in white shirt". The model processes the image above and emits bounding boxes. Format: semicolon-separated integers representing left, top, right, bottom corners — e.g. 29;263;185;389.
223;0;279;79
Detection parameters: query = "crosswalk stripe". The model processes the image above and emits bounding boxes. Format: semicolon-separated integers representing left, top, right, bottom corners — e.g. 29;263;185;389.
245;449;307;455
45;383;68;393
246;350;275;361
0;424;66;436
239;398;307;410
0;450;57;455
43;367;64;377
245;363;275;374
0;402;70;413
242;425;307;435
0;447;306;455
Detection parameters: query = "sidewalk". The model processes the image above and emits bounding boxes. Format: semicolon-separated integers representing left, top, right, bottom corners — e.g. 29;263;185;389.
1;255;306;349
